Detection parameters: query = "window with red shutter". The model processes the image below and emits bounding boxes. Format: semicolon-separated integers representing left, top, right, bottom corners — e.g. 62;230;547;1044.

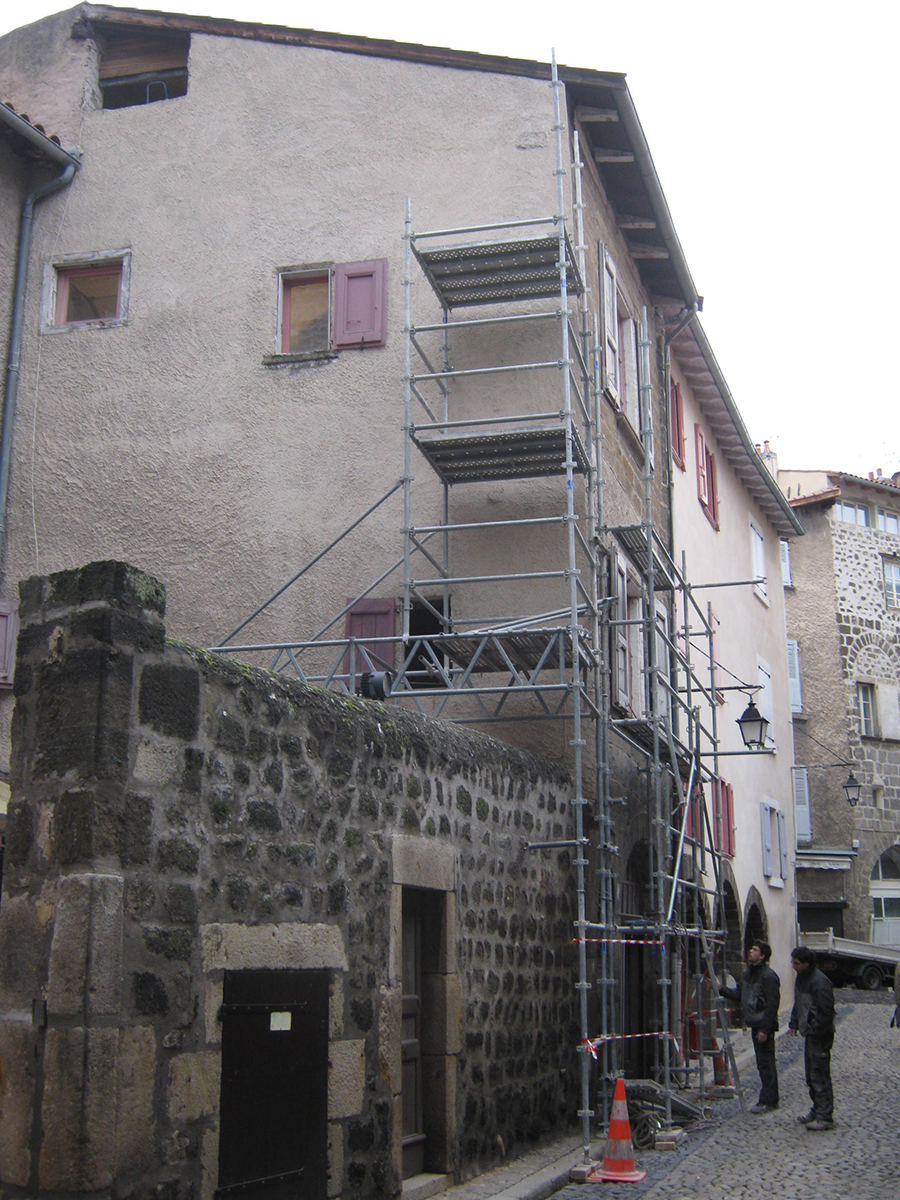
343;597;395;684
694;424;719;530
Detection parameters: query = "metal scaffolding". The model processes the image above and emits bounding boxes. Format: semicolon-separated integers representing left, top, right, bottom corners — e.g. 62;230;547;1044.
211;55;742;1163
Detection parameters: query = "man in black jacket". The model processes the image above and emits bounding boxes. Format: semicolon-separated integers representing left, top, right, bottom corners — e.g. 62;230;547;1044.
720;939;780;1112
789;945;836;1131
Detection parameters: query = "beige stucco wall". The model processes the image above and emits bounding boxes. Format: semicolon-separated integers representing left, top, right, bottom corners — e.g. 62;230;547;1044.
0;23;560;646
670;361;798;977
0;13;676;786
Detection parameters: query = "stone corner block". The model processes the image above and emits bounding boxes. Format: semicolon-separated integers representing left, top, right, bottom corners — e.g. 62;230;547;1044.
167;1051;221;1125
328;1038;365;1120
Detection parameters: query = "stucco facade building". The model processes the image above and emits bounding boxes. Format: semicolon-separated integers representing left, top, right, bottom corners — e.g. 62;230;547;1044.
668;330;803;981
778;467;900;947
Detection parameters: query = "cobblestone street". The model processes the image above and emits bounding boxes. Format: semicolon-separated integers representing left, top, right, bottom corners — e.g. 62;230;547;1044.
561;993;900;1200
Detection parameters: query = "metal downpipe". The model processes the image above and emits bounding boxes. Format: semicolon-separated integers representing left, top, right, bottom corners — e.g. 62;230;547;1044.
1;161;78;578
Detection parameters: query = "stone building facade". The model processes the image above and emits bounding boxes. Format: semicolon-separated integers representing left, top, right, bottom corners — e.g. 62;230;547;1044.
779;468;900;945
0;562;578;1199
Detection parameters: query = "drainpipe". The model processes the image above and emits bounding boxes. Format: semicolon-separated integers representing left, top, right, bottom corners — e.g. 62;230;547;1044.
0;109;80;581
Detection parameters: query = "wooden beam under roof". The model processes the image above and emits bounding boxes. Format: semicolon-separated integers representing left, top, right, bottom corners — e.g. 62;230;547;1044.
618;215;657;230
628;242;669;259
594;148;635;163
576;106;619;122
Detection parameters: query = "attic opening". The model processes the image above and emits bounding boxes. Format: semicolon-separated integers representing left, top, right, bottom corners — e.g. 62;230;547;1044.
99;27;190;109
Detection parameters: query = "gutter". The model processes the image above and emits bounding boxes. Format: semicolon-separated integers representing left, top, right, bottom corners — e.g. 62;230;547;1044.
674;318;804;538
0;105;81;583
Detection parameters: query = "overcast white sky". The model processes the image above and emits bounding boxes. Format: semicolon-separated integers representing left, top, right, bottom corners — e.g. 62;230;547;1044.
4;1;898;478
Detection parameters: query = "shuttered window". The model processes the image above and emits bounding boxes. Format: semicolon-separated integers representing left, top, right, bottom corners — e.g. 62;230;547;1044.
0;601;18;689
780;539;792;586
793;767;811;842
670;378;685;469
760;803;774;877
601;249;619;404
279;260;387;356
786;639;803;713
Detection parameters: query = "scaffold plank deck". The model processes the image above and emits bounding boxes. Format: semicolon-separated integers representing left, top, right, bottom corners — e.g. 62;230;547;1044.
413;234;584;308
412;425;590;484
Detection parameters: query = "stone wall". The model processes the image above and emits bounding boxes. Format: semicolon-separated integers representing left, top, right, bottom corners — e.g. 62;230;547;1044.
0;562;578;1200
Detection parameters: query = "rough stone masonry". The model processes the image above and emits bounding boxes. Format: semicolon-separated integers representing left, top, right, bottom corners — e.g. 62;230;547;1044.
0;562;579;1200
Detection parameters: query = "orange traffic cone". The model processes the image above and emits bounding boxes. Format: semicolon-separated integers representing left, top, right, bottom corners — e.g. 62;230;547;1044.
713;1049;733;1087
589;1077;647;1182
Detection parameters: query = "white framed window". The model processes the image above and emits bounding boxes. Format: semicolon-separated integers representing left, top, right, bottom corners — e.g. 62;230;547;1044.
876;508;899;534
760;800;788;885
786;639;802;713
883;559;900;608
780;539;792;587
858;682;876;738
751;522;767;602
601;247;619;404
836;500;869;526
42;250;132;331
793;767;811;843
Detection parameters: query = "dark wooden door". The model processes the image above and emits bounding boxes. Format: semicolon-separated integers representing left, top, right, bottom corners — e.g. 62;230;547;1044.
402;895;425;1177
217;970;328;1200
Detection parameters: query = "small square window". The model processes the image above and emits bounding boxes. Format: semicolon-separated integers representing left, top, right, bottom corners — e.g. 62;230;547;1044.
877;508;899;534
43;252;131;331
56;263;122;325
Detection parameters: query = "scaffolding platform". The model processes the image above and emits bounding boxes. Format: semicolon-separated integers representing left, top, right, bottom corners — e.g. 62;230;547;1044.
411;425;590;484
413;233;583;308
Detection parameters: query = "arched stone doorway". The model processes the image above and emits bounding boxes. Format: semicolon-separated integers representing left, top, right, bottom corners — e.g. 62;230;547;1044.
715;872;743;980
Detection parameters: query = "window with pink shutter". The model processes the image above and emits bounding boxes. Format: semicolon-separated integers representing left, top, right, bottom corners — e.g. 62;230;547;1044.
275;259;387;359
343;597;395;683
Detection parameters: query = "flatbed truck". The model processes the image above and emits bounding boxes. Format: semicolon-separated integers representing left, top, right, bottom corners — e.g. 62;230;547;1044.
801;929;900;990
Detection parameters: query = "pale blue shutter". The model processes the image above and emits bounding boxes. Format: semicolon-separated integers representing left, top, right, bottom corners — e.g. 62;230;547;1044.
777;810;790;880
787;639;802;713
793;767;811;842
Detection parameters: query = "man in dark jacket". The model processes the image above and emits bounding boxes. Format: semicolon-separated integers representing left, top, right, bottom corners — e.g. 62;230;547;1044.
720;939;780;1112
789;945;836;1131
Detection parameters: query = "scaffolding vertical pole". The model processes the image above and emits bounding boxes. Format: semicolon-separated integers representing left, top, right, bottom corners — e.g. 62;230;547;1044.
552;52;592;1165
402;199;414;644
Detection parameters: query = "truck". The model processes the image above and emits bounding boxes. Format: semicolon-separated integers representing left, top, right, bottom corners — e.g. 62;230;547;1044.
801;929;900;990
